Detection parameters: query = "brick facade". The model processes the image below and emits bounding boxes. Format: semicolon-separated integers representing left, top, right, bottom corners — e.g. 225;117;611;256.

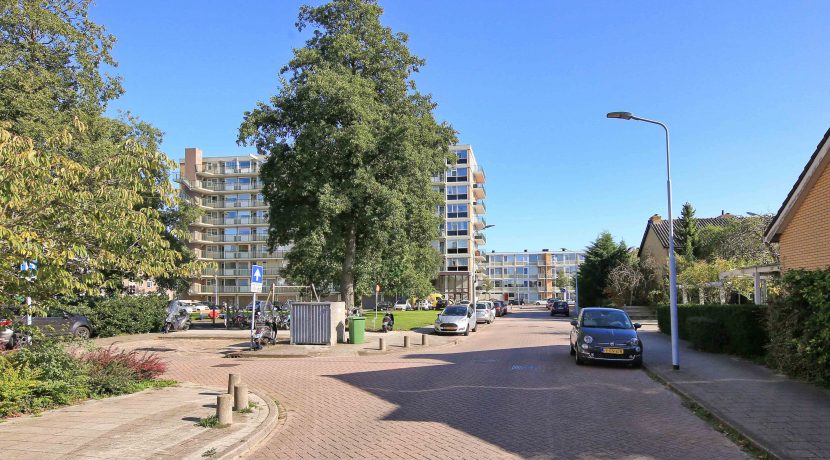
778;153;830;271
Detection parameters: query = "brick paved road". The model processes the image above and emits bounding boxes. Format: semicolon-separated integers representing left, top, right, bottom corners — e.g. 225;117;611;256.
157;307;745;459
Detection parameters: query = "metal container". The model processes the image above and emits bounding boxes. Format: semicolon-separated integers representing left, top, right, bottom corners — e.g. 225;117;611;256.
290;302;345;345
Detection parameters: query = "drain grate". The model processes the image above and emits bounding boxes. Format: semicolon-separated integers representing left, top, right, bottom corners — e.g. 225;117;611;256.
211;363;240;368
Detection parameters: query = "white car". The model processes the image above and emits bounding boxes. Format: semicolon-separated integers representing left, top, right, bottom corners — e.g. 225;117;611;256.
475;302;496;324
434;305;477;335
415;299;432;310
393;300;411;311
534;299;547;305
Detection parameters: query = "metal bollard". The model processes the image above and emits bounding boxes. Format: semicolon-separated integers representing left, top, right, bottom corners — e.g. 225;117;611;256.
228;373;240;395
233;384;249;411
379;337;386;351
403;335;410;348
217;394;232;425
422;334;429;346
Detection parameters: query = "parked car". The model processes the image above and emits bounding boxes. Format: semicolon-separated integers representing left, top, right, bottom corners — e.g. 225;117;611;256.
393;299;412;311
434;305;477;335
493;301;508;316
550;300;570;317
475;302;495;324
27;308;93;339
534;299;547;305
545;298;556;309
1;317;14;349
435;299;448;310
508;299;519;306
376;301;392;311
569;307;642;367
458;299;471;305
415;299;432;310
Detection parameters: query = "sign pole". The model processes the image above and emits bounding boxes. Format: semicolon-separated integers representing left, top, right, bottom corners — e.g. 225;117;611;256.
249;264;264;351
250;290;256;351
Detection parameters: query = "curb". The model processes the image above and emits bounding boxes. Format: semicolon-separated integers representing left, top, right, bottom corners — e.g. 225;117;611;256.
642;363;779;459
217;388;282;460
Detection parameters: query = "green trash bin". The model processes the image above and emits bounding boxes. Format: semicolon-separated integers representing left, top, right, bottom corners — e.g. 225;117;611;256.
349;317;366;344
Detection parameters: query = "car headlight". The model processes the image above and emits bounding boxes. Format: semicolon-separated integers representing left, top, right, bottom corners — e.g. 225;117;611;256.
629;337;639;346
583;335;593;344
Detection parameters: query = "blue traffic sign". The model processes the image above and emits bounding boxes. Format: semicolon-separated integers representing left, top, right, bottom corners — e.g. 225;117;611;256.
561;287;566;293
251;265;263;283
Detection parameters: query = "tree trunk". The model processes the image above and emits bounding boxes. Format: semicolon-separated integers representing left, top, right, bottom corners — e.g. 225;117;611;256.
340;225;357;311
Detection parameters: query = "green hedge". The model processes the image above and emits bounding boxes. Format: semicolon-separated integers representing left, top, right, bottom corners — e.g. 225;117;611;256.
66;295;168;337
657;304;768;357
767;268;830;386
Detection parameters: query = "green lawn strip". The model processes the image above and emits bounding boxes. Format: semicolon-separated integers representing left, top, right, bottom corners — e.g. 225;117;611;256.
360;310;439;332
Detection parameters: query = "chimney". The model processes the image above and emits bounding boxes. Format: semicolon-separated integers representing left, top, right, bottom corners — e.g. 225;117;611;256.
542;248;549;252
649;214;663;224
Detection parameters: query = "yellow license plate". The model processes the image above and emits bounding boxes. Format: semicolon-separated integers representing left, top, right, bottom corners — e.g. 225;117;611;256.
602;348;624;354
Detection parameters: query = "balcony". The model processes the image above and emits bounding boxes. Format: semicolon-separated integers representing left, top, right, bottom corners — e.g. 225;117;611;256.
195;233;268;243
473;200;486;214
195;163;261;176
181;179;264;193
475;250;486;261
196;199;267;209
474;216;487;230
474;232;486;244
472;183;486;199
471;165;485;183
195;216;269;226
201;267;282;277
201;250;286;260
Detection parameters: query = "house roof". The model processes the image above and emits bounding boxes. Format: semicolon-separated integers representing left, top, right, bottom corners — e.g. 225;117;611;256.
764;127;830;243
638;215;733;258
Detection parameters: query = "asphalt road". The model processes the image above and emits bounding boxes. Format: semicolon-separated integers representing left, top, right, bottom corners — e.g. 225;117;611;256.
155;306;746;459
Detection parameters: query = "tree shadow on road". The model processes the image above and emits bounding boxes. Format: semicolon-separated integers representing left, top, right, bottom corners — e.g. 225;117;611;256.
328;345;733;459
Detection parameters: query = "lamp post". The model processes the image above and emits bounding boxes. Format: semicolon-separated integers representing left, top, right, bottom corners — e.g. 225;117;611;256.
607;111;680;370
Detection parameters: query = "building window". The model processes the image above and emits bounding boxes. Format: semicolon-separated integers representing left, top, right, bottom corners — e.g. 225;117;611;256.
447;221;468;236
447;239;468;254
447;257;469;271
447;185;468;201
454;150;468;164
447;167;468;182
447;204;468;218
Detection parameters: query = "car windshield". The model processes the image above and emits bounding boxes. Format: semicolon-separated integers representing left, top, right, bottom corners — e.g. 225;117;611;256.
442;306;467;316
581;310;633;329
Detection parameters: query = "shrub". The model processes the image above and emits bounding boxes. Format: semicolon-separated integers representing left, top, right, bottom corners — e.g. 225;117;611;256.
84;346;167;380
68;295;168;337
0;355;39;417
767;268;830;386
87;360;139;396
11;340;90;406
657;304;768;357
686;317;726;353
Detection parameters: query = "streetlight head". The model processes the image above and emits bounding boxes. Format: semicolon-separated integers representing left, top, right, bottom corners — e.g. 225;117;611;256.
607;112;633;120
483;224;496;229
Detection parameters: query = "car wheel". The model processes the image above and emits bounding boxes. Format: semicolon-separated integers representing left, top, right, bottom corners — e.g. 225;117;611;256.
74;326;91;339
464;325;470;336
575;352;584;365
631;357;643;368
569;345;576;356
183;321;191;331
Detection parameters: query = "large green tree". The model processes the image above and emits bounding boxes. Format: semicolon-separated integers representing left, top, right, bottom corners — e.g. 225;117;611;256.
577;232;629;306
675;202;700;260
698;214;779;265
239;0;455;309
0;0;199;309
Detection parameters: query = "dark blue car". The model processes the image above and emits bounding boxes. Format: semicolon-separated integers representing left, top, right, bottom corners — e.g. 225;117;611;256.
569;307;642;367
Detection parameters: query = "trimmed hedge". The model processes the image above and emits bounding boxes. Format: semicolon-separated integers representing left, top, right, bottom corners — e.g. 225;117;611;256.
767;268;830;386
657;304;768;357
67;295;168;337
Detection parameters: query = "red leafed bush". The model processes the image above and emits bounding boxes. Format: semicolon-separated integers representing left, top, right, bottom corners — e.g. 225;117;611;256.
83;346;167;380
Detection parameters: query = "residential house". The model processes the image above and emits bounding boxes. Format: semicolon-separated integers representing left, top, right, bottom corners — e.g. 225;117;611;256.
638;213;734;269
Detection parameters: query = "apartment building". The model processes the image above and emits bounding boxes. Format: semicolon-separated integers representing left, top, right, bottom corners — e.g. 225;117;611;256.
483;250;585;303
432;144;488;302
177;148;298;307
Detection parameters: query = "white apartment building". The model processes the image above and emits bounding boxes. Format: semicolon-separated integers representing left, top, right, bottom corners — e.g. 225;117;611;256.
483;250;585;303
432;144;488;302
177;148;299;307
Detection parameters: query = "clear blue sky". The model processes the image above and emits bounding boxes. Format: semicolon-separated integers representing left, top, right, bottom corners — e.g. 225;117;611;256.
92;0;830;253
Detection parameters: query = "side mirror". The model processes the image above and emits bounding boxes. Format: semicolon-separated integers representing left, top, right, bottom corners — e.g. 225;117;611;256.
570;320;578;327
633;323;642;329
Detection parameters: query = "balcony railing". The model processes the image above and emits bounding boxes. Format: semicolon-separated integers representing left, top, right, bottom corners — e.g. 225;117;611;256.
193;282;286;294
474;216;487;229
474;232;486;244
197;216;269;226
473;200;486;214
184;180;264;192
471;165;485;183
201;251;286;260
196;199;267;209
201;267;282;277
195;164;261;175
472;183;486;199
195;233;268;243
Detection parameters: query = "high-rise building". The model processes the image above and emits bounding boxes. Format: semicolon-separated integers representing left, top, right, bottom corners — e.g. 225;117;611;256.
432;144;487;302
177;148;298;306
483;250;585;303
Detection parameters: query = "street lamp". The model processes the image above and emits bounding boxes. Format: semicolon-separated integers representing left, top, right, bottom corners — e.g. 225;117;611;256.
607;111;680;370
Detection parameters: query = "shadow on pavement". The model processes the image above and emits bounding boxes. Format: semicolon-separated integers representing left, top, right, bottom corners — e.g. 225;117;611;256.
328;344;724;459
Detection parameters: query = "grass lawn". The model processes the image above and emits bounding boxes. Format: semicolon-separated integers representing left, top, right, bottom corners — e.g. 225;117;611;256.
360;310;439;332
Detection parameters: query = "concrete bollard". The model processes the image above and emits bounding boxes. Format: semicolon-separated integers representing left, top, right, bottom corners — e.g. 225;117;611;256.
379;337;386;351
422;334;429;346
403;335;411;348
228;373;240;395
217;394;232;426
233;384;249;411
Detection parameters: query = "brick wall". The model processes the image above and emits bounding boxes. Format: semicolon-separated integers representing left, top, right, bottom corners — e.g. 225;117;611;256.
779;157;830;271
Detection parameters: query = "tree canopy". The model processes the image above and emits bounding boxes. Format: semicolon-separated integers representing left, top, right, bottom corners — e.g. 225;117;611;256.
577;232;629;307
239;0;456;308
0;0;199;309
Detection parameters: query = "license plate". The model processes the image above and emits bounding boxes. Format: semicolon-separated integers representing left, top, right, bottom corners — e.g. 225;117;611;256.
602;348;624;354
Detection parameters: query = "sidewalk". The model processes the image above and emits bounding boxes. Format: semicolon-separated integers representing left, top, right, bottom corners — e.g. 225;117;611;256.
0;383;277;460
640;330;830;459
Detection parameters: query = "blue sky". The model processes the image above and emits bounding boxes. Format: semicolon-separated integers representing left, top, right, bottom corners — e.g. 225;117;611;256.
92;1;830;253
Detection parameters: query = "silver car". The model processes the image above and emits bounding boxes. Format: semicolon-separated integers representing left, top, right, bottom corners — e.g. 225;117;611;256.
1;318;14;349
475;302;495;324
434;305;477;335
